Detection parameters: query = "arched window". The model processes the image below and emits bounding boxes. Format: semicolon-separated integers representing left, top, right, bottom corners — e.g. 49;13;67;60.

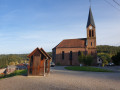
92;30;94;37
89;30;91;37
91;42;92;46
69;51;72;60
62;51;64;60
78;51;81;56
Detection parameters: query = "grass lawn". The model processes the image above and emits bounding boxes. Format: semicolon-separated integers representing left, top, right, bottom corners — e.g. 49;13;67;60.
65;66;113;72
0;69;27;80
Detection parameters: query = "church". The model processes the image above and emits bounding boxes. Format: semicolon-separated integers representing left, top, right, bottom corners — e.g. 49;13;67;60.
52;7;97;66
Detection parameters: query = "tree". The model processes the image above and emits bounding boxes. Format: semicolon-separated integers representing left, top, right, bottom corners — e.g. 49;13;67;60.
112;52;120;65
97;45;120;55
97;53;111;63
85;55;93;66
9;62;15;65
78;52;84;64
15;61;19;65
100;55;108;67
78;53;93;66
0;54;28;68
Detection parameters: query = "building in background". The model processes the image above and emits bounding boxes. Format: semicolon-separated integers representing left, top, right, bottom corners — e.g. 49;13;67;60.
52;8;97;65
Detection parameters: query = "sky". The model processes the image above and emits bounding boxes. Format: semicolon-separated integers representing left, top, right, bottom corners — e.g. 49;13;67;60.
0;0;120;54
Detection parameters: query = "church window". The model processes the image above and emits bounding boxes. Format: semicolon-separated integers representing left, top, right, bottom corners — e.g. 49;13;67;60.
69;51;72;60
62;51;64;60
91;42;92;46
92;30;94;37
89;30;91;37
78;51;81;56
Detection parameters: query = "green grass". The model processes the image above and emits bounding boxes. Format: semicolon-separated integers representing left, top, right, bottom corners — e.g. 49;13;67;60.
0;69;27;80
65;66;113;72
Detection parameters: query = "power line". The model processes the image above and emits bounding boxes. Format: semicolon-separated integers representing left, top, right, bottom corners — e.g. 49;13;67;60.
104;0;120;12
113;0;120;7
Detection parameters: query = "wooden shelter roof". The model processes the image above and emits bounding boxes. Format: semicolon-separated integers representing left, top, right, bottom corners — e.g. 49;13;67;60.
27;47;51;59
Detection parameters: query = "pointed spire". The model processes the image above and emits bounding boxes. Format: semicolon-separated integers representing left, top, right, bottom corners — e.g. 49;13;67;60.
86;7;95;28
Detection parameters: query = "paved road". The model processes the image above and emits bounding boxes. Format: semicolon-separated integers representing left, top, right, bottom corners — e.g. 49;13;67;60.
0;66;120;90
94;66;120;72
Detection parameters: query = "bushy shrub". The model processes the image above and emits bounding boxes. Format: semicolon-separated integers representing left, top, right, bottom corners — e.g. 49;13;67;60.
56;62;61;66
78;53;93;66
85;55;93;66
97;53;111;63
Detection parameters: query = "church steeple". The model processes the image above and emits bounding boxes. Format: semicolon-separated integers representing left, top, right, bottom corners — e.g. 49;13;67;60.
86;7;95;28
86;6;96;50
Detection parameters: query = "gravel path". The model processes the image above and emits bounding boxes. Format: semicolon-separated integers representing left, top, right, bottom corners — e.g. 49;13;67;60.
0;66;120;90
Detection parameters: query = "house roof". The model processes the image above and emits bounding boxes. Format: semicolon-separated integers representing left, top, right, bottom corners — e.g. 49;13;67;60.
86;7;95;28
55;38;87;48
27;47;51;59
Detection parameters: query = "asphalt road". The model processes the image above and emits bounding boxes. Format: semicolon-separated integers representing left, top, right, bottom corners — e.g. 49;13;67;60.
0;66;120;90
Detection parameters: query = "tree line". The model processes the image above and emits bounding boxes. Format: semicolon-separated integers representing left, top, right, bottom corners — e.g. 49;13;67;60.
97;45;120;55
0;54;28;69
0;52;52;69
97;45;120;66
0;45;120;68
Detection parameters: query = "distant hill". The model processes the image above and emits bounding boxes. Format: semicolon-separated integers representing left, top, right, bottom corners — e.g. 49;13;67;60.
0;54;28;68
0;46;120;68
0;52;52;69
97;45;120;55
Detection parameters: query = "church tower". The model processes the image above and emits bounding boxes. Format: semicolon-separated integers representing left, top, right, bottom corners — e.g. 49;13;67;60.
86;7;97;56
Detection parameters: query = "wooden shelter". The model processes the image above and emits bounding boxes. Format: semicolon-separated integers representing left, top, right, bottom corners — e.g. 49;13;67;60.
27;48;51;76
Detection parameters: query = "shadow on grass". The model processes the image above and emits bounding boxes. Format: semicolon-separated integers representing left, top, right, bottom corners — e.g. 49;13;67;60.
0;69;28;80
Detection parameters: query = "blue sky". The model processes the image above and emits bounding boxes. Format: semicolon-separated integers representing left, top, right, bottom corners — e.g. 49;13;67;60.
0;0;120;54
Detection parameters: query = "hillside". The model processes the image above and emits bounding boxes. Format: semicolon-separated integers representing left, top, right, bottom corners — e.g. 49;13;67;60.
0;45;120;68
0;52;52;69
97;45;120;55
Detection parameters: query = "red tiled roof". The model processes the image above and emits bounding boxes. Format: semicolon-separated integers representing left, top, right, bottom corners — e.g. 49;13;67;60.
56;38;87;48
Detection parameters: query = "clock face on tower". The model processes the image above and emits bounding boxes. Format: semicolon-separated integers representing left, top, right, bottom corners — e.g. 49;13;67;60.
89;26;92;29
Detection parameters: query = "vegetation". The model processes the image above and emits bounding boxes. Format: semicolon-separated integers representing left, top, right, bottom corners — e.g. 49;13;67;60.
97;45;120;56
112;52;120;65
97;53;111;66
0;45;119;68
0;69;27;80
97;45;120;65
78;52;93;66
0;52;51;69
47;52;52;57
0;54;28;69
56;62;61;66
65;66;112;72
97;53;111;62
